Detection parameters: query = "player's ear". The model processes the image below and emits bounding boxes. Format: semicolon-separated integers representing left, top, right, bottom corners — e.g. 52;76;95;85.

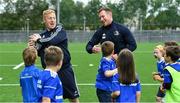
58;61;63;69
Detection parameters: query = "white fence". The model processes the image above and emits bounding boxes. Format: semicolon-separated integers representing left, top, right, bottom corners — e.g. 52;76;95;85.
0;30;180;42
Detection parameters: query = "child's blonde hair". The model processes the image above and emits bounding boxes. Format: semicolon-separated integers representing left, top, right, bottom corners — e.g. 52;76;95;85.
155;45;164;53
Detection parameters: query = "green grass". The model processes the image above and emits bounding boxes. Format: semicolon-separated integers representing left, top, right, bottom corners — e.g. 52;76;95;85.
0;42;164;102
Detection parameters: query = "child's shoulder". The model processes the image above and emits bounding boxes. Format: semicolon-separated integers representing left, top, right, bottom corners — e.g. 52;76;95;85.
42;69;58;79
165;63;180;72
101;57;115;62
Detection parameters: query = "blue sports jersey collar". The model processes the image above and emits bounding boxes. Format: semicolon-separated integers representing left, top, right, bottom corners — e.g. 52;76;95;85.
44;69;57;78
167;62;180;72
25;64;35;68
103;57;113;61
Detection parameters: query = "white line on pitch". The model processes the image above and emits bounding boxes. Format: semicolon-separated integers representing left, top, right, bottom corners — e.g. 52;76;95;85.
1;64;78;67
0;50;153;54
12;62;24;70
0;83;160;87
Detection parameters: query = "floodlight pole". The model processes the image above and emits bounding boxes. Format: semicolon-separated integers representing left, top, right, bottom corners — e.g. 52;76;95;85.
57;0;60;25
140;15;142;31
26;18;30;36
83;16;86;32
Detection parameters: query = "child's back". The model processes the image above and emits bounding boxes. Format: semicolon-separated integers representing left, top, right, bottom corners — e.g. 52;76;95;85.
112;73;141;102
37;46;64;102
20;47;41;102
37;69;63;102
111;49;141;102
20;65;41;102
95;41;117;102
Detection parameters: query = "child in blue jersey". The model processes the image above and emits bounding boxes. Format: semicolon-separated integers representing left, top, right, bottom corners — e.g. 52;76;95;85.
37;46;64;102
152;45;166;102
161;46;180;102
111;49;141;102
20;47;42;102
95;41;117;102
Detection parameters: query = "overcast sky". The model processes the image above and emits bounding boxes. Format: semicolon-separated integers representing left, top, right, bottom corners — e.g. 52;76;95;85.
73;0;118;5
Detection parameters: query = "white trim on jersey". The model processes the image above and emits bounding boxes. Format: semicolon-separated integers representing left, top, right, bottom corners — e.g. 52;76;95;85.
44;86;56;89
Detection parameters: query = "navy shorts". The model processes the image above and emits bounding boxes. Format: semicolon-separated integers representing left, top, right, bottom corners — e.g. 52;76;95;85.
58;67;79;99
156;86;165;97
96;88;112;102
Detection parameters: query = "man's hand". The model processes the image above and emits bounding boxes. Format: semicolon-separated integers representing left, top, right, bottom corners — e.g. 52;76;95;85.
28;34;41;47
29;34;41;42
92;45;101;53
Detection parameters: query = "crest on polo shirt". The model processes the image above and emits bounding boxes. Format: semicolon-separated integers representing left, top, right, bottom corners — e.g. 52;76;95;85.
114;30;119;36
42;35;45;38
102;33;106;39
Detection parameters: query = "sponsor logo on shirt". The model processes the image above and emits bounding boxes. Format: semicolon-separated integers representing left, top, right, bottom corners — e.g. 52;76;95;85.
102;33;106;39
74;90;79;96
42;35;45;38
114;30;119;36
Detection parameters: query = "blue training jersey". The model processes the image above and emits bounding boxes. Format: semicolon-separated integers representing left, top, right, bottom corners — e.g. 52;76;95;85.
156;58;166;75
20;64;42;102
112;74;141;102
95;57;116;92
37;69;63;102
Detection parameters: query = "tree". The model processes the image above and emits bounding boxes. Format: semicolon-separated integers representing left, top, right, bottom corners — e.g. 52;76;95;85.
15;0;48;29
107;2;124;23
60;0;76;29
0;0;48;30
144;0;180;29
121;0;147;29
84;0;102;29
74;1;85;30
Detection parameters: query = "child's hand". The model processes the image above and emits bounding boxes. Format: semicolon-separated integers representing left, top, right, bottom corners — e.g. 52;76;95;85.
160;84;165;93
152;72;160;76
152;74;162;81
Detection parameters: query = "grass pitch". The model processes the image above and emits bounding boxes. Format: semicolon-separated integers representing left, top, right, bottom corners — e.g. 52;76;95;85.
0;42;164;102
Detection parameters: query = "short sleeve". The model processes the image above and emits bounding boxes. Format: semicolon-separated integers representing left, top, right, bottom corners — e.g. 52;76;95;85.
163;69;172;83
136;82;141;92
101;61;111;72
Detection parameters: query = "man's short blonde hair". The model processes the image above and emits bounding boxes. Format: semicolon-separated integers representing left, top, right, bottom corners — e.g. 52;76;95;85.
98;6;112;14
43;9;55;18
